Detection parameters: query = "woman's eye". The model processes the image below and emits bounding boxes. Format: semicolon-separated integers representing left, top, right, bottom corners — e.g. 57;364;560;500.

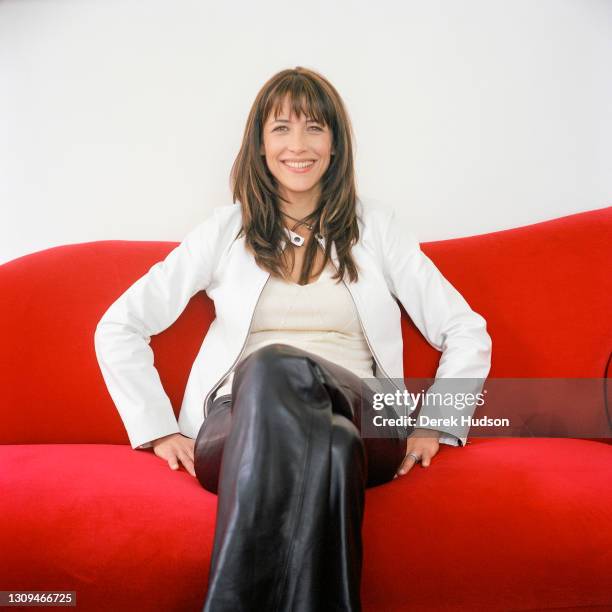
272;125;324;132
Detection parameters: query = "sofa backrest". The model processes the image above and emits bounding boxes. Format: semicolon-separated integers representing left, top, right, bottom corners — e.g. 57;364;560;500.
402;206;611;379
1;207;610;444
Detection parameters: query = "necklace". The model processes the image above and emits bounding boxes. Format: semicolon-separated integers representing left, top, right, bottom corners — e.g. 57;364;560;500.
280;210;317;232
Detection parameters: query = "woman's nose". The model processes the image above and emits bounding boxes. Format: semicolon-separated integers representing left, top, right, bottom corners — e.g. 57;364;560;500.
288;132;307;152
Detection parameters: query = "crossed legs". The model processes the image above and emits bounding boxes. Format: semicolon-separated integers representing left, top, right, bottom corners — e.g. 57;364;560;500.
194;343;406;612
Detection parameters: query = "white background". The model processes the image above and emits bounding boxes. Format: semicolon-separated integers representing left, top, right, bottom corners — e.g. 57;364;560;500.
1;0;610;264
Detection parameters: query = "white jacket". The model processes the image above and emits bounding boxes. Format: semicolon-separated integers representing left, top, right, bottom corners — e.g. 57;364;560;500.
94;201;492;450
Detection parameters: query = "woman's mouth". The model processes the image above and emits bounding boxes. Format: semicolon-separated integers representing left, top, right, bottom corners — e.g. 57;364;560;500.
281;160;316;174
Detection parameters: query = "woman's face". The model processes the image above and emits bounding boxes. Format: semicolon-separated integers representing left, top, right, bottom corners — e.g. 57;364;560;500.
260;96;334;207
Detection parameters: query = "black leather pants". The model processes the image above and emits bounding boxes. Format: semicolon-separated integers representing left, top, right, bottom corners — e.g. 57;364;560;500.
194;343;408;612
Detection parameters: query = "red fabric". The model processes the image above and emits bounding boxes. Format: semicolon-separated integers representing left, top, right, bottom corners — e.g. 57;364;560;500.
1;439;610;611
1;206;611;611
403;206;611;378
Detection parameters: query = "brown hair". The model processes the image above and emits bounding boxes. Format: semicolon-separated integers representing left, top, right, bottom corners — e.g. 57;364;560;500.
230;66;361;285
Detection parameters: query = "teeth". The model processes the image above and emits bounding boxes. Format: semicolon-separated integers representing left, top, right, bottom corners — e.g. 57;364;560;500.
284;160;314;168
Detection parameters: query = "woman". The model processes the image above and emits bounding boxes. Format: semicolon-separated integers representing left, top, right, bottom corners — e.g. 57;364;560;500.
94;66;492;612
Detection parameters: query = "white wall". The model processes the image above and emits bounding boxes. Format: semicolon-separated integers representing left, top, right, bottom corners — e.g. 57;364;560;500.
1;0;610;264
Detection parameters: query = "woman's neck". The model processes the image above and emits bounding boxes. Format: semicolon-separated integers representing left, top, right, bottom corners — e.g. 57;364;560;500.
278;189;320;221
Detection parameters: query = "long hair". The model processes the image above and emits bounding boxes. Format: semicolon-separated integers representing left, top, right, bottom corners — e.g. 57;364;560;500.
230;66;361;285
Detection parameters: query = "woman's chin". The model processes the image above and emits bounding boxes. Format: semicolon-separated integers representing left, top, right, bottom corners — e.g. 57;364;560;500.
278;182;319;196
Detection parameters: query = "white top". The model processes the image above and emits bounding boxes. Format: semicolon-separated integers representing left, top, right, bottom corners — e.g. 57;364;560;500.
214;259;384;400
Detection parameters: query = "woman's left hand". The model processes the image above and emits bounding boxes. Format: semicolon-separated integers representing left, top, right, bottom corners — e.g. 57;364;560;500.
395;428;441;477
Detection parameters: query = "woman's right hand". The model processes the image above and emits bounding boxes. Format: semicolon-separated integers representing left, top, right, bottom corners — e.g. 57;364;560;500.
152;433;196;477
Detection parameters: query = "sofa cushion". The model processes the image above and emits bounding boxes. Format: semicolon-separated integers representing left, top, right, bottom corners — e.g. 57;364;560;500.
2;437;610;611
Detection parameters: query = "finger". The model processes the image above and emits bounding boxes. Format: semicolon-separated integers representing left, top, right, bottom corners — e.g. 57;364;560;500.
421;449;433;467
176;450;196;477
167;453;180;471
396;453;419;476
395;441;411;476
186;459;196;478
179;451;196;478
397;458;413;476
185;442;195;463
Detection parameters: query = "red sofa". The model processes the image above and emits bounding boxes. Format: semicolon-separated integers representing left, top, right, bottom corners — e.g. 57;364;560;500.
1;207;611;612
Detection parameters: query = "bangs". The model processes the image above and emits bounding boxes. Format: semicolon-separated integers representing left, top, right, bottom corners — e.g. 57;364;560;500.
263;78;333;127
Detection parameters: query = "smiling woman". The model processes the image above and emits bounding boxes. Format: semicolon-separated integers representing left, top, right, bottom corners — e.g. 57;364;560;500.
266;110;330;167
262;112;333;176
230;68;361;289
264;106;331;183
94;65;492;612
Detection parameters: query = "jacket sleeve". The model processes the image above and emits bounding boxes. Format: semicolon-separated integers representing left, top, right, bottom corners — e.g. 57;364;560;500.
379;208;492;447
94;210;221;450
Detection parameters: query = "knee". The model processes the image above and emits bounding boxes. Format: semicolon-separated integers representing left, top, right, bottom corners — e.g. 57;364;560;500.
235;343;302;381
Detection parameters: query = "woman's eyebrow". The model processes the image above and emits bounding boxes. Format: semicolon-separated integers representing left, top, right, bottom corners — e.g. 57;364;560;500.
271;118;320;123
